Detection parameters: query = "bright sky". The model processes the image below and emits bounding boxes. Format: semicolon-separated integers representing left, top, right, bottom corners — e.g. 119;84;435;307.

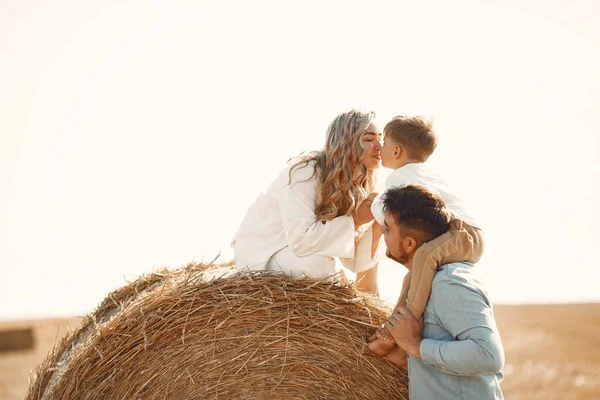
1;0;599;320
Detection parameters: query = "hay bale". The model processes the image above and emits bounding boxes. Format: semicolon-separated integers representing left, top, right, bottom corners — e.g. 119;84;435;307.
27;263;408;399
0;328;35;352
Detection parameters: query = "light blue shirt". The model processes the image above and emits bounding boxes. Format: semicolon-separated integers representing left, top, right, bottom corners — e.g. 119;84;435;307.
408;262;505;399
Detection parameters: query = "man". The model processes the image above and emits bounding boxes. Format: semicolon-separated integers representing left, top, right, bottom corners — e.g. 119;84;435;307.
376;185;504;399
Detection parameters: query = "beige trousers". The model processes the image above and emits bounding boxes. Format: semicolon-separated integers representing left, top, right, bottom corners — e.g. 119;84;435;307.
396;219;485;319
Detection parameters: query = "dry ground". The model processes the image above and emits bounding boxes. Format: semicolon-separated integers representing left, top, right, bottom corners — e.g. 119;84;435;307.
0;317;81;400
1;303;598;399
494;303;600;400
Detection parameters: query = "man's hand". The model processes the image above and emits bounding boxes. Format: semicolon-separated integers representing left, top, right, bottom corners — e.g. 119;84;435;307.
353;197;375;227
385;306;424;359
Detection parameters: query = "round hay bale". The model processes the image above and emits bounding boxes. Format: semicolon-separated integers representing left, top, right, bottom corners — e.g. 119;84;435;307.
27;262;408;399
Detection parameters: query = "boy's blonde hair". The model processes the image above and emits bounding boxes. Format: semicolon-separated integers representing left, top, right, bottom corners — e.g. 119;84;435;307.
384;116;437;162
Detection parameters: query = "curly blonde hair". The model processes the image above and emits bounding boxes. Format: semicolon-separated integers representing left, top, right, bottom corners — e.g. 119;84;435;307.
289;109;378;222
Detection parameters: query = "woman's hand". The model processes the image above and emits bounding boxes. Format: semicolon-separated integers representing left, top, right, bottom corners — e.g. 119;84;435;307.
353;197;375;227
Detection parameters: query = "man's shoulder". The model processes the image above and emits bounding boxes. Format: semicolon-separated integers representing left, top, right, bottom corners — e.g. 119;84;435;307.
432;262;483;291
430;262;492;310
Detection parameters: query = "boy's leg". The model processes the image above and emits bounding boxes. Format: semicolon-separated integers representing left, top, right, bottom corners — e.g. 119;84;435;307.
405;220;483;320
385;346;408;368
464;223;485;263
368;272;411;356
367;324;396;355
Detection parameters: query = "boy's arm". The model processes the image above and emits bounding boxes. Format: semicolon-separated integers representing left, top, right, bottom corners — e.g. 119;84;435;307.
370;194;386;225
371;169;413;225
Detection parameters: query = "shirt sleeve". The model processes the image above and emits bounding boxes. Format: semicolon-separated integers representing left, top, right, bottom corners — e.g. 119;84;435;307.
338;223;386;273
370;194;385;226
280;164;356;259
385;169;411;188
419;276;505;376
370;170;411;225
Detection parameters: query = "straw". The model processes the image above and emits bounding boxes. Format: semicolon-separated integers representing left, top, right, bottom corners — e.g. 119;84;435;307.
26;263;408;399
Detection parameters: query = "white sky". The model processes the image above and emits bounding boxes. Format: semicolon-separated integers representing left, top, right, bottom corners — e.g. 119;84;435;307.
1;0;599;320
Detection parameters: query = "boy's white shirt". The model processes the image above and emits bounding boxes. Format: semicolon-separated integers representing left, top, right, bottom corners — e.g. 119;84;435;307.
371;163;481;229
232;160;386;274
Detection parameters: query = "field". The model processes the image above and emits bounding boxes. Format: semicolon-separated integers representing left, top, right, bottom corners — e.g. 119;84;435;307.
1;303;598;399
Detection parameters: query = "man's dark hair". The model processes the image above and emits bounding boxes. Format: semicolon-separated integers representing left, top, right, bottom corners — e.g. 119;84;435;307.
382;184;451;243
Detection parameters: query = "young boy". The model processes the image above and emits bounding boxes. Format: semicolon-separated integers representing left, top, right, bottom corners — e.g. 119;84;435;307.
368;116;485;365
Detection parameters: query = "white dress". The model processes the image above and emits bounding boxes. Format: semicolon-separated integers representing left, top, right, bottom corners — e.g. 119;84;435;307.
232;161;384;278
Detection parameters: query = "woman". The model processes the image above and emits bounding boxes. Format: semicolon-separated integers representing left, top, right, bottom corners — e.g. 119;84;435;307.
232;109;384;293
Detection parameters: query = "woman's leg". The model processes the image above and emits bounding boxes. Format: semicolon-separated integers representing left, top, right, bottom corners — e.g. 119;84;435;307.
355;222;383;295
367;272;411;356
356;263;379;295
232;241;268;271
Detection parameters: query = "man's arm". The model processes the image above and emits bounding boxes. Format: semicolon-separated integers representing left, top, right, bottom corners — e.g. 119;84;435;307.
419;278;505;376
386;275;504;376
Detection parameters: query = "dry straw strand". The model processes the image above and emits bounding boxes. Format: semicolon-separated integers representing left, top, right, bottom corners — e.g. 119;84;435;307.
26;263;408;399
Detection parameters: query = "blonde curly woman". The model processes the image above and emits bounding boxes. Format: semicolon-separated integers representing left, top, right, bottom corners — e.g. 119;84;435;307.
232;109;385;294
